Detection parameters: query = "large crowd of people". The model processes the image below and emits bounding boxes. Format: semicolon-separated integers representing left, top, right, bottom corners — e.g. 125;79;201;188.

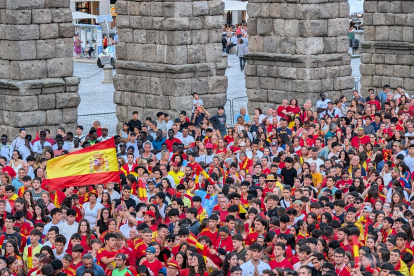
1;86;414;276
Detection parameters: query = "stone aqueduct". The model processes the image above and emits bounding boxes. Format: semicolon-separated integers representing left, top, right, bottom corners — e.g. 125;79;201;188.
0;0;410;135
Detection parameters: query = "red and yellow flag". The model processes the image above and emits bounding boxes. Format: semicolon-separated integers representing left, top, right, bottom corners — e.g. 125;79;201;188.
27;245;33;269
46;138;120;190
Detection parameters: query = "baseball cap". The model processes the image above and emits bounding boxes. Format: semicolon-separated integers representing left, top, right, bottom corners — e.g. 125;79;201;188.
146;247;156;254
167;260;180;269
159;268;166;275
130;132;136;136
271;142;278;146
40;131;46;135
174;118;181;123
172;161;179;167
205;143;213;149
239;142;246;147
25;135;32;141
119;143;126;147
102;126;108;130
144;210;155;218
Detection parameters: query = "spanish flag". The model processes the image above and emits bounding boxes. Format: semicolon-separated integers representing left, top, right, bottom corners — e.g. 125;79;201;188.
137;179;147;202
27;245;33;269
46;138;120;190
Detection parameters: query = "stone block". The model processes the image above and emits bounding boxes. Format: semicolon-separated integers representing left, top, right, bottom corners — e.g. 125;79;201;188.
364;1;378;13
394;65;411;78
298;20;328;37
193;2;209;16
3;111;46;127
257;18;273;35
147;95;171;110
246;89;268;102
247;3;261;18
245;76;260;89
403;27;414;42
56;93;80;108
5;24;39;40
169;95;193;112
334;76;354;90
45;0;69;8
384;54;397;65
4;95;38;111
278;67;297;79
55;38;74;58
47;58;73;78
389;26;403;41
293;80;322;93
390;1;402;13
208;76;228;93
9;60;47;80
164;18;189;31
51;8;72;23
0;40;36;60
58;23;75;38
296;67;327;80
6;0;45;10
373;13;386;26
5;10;31;24
327;18;349;37
191;77;208;95
32;9;52;24
376;26;389;41
296;37;324;55
280;37;296;54
364;26;375;41
323;37;337;54
284;20;299;37
337;36;349;53
62;108;77;124
208;0;224;15
37;94;55;110
280;3;295;19
319;3;339;19
0;60;9;79
40;23;59;39
295;3;320;20
46;109;62;125
36;40;56;59
402;2;414;14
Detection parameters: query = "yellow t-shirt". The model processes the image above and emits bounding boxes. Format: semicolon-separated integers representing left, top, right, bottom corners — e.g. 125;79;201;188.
168;171;185;186
311;172;323;188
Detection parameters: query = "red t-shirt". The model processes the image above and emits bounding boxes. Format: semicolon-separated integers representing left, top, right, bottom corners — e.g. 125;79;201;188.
269;258;293;270
199;229;218;246
2;166;16;178
351;135;370;148
97;248;118;275
335;265;351;276
277;106;286;118
165;138;182;152
180;269;209;276
142;260;163;275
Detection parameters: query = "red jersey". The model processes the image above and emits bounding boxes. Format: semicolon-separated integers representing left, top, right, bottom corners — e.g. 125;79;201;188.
14;221;33;237
165;138;182;152
69;260;82;271
97;248;118;275
180;269;208;276
199;228;218;245
134;243;148;260
351;135;370;148
62;268;76;276
142;260;163;276
335;265;351;276
269;258;293;270
214;236;233;252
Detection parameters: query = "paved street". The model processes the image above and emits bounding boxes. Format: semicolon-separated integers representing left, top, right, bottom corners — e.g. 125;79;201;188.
74;51;362;134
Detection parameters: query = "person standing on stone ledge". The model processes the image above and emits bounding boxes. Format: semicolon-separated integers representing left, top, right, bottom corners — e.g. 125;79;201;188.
236;39;248;72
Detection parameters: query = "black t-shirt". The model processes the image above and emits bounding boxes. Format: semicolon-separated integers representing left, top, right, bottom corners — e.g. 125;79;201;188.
280;167;297;187
128;119;142;132
2;231;21;249
252;175;260;186
115;197;136;210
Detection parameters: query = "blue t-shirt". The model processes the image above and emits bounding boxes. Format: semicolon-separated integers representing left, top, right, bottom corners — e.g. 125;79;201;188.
152;137;166;150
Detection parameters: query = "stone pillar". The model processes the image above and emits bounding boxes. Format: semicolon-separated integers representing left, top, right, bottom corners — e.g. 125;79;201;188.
0;0;80;138
113;0;227;131
360;0;414;95
244;0;354;114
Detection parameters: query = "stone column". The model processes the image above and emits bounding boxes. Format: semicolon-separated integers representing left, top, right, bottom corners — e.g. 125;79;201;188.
113;0;227;131
360;0;414;95
244;0;354;114
0;0;80;137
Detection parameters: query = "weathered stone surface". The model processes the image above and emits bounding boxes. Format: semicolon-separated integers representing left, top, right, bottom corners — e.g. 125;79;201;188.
0;1;80;133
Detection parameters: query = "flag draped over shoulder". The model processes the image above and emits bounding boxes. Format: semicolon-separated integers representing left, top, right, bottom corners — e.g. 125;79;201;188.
46;138;120;190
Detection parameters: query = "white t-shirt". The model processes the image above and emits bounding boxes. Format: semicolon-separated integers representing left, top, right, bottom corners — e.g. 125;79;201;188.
83;202;105;228
59;222;79;245
43;221;63;235
192;99;204;113
316;99;331;118
306;158;325;172
104;189;121;201
181;135;195;147
119;223;136;238
404;155;414;172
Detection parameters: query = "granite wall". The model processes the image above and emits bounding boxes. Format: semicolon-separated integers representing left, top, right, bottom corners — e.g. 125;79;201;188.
244;0;355;113
113;0;228;131
360;0;414;96
0;0;80;137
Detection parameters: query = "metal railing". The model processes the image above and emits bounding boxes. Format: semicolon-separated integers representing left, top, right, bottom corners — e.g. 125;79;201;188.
228;96;248;124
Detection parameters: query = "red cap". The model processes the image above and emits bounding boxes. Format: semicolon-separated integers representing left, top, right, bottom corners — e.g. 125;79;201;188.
205;143;213;149
172;161;179;166
144;210;155;218
167;260;179;269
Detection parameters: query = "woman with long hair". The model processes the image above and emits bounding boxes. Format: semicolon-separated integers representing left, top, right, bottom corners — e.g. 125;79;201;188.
100;192;112;210
41;193;55;212
223;128;234;145
9;151;23;175
390;192;404;213
397;161;411;182
365;186;385;205
148;204;163;226
98;218;118;242
222;253;238;276
180;253;208;276
95;208;112;238
119;123;130;143
234;116;245;134
175;251;187;270
77;219;97;251
23;190;35;215
6;256;21;276
352;177;366;195
215;138;227;158
161;178;176;197
33;204;48;225
0;173;11;185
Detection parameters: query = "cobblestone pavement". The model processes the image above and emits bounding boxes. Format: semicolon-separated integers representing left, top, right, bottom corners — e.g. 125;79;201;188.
75;50;362;133
74;62;117;135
